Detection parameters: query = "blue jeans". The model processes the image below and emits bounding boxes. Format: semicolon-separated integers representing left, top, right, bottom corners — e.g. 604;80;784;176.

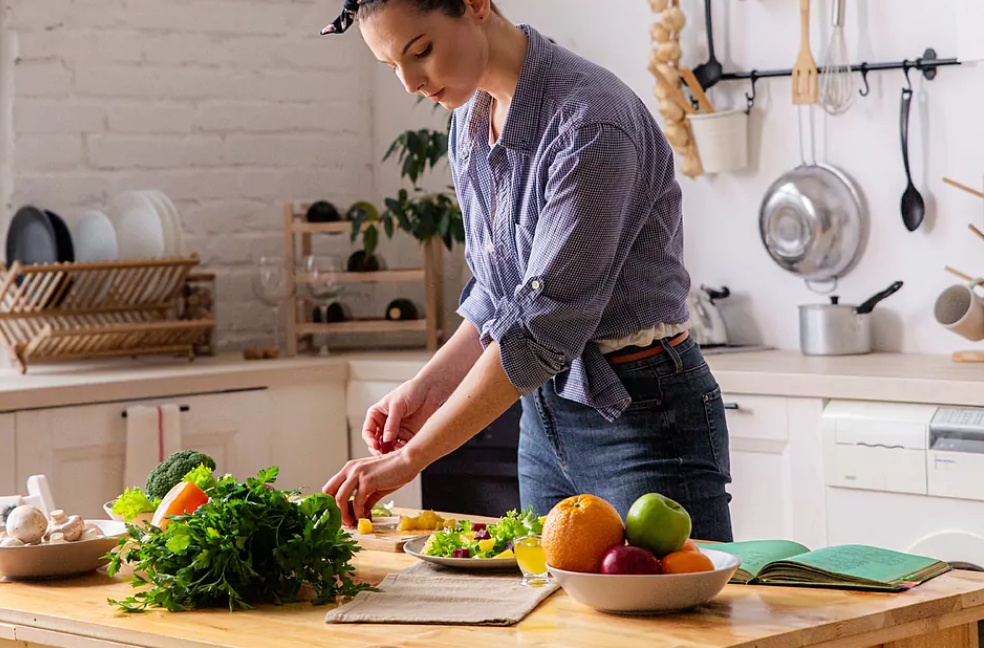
517;335;734;542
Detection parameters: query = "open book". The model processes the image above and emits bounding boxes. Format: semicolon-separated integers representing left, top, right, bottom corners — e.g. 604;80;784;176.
695;540;952;592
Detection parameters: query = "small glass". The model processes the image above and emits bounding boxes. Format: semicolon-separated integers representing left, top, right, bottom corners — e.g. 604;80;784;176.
514;535;550;587
252;256;290;351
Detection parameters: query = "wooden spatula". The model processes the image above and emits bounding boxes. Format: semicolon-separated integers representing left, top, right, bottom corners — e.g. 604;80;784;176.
792;0;818;105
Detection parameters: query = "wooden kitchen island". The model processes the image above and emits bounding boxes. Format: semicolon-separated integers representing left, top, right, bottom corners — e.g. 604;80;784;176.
0;549;982;648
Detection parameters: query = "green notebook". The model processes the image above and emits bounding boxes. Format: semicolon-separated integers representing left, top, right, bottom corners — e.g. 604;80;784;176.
695;540;952;592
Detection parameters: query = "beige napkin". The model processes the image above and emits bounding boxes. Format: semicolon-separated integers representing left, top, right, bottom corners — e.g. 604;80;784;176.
325;561;559;626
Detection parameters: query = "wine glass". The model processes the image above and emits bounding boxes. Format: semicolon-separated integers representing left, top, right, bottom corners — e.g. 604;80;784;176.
252;256;290;351
300;254;343;355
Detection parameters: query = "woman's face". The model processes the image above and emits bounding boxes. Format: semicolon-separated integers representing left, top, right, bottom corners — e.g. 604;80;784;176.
360;1;490;109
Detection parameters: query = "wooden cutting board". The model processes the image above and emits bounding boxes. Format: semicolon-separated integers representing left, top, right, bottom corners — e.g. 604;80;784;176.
350;529;428;553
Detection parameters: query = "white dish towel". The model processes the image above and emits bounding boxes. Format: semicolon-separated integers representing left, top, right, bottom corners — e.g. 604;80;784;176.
123;404;182;490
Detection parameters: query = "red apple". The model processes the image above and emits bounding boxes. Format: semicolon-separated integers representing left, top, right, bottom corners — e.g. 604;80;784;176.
600;544;662;575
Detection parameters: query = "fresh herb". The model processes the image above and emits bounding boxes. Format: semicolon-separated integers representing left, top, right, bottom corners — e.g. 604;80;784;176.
107;466;371;612
110;487;161;523
422;506;543;559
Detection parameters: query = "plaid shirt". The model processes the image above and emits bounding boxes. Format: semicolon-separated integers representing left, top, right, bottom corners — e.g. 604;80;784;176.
450;25;690;422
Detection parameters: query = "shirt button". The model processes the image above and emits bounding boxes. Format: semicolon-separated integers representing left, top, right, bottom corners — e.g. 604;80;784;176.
486;243;495;253
530;280;541;290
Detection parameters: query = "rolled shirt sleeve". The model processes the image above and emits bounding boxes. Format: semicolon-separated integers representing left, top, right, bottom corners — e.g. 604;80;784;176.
481;123;651;395
457;274;496;331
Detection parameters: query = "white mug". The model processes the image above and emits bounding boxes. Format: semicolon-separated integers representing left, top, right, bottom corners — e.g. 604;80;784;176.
934;281;984;342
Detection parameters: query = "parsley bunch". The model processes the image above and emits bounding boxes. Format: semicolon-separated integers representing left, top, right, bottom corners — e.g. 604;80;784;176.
107;467;371;612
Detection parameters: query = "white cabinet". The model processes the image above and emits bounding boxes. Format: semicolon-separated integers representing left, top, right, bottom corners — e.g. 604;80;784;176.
0;415;14;496
15;390;274;519
346;379;422;509
722;393;826;548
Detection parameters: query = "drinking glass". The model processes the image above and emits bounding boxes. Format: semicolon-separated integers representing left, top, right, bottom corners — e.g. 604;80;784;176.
252;256;290;351
300;254;343;355
514;535;550;587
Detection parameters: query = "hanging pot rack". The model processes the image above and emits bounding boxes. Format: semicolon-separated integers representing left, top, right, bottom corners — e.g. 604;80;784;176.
709;48;960;111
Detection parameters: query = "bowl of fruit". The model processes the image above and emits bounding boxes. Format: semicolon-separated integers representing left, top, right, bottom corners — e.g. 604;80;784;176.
544;493;740;614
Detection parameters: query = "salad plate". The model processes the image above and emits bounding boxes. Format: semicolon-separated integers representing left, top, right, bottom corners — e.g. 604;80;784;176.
403;535;518;570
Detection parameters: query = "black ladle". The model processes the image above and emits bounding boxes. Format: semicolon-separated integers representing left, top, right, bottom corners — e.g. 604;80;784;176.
899;78;925;231
692;0;723;92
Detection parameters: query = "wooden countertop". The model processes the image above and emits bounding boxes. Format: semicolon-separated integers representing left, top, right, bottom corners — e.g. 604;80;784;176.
1;550;984;648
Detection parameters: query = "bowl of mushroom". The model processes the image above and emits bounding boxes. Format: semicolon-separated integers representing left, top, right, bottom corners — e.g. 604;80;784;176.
0;505;126;580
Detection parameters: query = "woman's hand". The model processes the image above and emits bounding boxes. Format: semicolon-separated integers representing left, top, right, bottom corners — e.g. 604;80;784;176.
322;450;422;526
362;378;445;455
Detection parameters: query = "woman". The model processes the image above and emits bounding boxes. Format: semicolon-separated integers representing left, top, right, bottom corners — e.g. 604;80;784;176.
320;0;733;542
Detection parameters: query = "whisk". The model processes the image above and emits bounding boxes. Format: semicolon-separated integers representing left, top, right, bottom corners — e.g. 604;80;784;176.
818;0;853;115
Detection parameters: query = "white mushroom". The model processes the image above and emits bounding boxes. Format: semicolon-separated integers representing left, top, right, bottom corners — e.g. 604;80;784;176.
0;537;24;548
45;510;84;542
5;505;47;545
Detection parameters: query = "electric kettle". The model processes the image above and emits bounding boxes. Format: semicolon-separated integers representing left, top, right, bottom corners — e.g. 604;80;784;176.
687;285;730;347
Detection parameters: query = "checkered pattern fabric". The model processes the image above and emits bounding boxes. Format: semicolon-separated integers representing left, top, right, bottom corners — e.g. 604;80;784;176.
451;25;690;421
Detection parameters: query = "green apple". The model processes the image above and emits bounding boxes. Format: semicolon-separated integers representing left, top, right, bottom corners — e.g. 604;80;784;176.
625;493;692;557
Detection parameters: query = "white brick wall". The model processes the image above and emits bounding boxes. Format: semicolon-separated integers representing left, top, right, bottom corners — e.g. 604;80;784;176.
0;0;467;351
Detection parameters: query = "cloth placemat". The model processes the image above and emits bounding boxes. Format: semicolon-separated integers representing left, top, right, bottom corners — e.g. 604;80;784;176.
325;561;560;626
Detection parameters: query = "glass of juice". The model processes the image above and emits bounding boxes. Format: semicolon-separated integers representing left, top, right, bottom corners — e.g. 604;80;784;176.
514;535;550;587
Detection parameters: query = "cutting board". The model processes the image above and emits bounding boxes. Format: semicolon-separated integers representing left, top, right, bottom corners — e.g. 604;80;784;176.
351;529;429;553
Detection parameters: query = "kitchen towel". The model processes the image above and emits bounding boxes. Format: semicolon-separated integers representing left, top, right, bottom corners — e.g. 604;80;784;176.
123;405;182;489
324;561;560;626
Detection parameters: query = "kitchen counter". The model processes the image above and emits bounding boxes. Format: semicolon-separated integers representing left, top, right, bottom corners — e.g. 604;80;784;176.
4;347;984;412
1;546;983;648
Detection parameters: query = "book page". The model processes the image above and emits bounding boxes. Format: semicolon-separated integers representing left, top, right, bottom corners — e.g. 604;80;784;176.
697;540;810;579
776;545;944;584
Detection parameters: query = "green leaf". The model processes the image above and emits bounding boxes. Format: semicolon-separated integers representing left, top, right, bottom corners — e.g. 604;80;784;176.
364;225;379;257
383;215;394;239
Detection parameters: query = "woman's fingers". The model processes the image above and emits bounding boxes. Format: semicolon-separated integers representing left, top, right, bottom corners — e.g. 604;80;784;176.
382;399;407;446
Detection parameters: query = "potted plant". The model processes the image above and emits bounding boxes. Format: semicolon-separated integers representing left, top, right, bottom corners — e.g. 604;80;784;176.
349;103;465;259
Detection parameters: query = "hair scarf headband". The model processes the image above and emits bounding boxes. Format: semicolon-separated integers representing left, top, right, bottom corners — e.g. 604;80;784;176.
321;0;373;35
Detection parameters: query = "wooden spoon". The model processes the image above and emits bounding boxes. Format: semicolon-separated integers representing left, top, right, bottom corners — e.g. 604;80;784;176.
792;0;818;105
679;66;715;113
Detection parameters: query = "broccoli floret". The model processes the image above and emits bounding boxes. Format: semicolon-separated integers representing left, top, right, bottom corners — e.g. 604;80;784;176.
145;450;217;500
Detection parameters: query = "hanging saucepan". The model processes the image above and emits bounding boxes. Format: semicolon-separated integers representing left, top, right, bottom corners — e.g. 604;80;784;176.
759;162;867;293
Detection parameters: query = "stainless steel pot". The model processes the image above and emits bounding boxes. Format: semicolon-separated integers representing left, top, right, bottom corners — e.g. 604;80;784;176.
798;281;903;356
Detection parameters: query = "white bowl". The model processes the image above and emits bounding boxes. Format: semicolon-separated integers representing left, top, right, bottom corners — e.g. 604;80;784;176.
0;520;126;580
103;500;155;525
547;547;740;614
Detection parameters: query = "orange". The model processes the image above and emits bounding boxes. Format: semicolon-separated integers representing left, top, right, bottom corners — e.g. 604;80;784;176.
661;549;715;574
680;539;700;553
542;494;625;573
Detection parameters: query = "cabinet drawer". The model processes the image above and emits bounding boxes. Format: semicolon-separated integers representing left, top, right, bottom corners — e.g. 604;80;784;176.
721;393;788;442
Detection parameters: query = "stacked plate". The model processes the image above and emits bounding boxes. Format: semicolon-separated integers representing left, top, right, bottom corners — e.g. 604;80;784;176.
4;191;184;266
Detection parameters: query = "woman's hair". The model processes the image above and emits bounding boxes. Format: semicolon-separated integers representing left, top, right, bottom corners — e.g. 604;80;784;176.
322;0;498;35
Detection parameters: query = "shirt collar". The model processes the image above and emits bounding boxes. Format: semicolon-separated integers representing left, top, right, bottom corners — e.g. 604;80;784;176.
468;24;553;154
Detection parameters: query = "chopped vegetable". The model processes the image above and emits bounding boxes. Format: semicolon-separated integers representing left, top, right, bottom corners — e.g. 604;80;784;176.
358;518;373;534
144;450;216;500
370;500;395;518
422;507;543;559
111;487;161;523
150;481;209;530
108;466;371;612
181;464;217;492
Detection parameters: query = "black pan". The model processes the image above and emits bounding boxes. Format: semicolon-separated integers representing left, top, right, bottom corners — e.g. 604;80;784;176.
6;206;58;267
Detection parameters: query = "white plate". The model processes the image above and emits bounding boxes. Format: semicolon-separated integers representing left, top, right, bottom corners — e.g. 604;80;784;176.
0;519;126;581
150;190;184;257
70;210;118;262
403;535;519;570
547;548;741;614
108;191;165;259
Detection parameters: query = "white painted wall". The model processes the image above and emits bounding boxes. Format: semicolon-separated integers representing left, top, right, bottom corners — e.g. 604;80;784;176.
494;0;984;354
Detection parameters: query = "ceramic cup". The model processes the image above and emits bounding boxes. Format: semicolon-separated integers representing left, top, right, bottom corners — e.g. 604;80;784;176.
934;281;984;341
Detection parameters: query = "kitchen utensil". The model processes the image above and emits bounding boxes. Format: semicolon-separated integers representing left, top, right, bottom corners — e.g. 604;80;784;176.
692;0;724;91
899;81;925;231
679;66;715;113
818;0;853;115
934;281;984;342
6;206;58;267
761;106;866;292
943;176;984;200
792;0;819;105
798;281;903;356
687;285;730;346
687;110;748;173
547;548;740;614
403;535;519;571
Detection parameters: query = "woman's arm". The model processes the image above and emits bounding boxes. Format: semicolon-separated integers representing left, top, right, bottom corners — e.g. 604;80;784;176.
413;318;484;404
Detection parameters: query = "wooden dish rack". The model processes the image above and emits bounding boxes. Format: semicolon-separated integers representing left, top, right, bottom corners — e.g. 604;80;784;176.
0;256;215;373
282;202;445;356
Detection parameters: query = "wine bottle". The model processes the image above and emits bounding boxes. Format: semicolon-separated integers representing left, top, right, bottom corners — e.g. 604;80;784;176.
385;298;419;321
305;200;341;223
347;250;381;272
325;301;348;323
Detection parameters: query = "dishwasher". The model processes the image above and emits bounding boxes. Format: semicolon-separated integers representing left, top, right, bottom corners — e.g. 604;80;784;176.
821;400;984;571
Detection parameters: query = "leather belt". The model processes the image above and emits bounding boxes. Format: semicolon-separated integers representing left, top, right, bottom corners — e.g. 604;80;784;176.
605;331;690;365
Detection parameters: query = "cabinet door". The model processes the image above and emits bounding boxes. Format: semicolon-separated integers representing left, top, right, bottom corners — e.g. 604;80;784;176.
0;414;15;496
16;390;273;519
